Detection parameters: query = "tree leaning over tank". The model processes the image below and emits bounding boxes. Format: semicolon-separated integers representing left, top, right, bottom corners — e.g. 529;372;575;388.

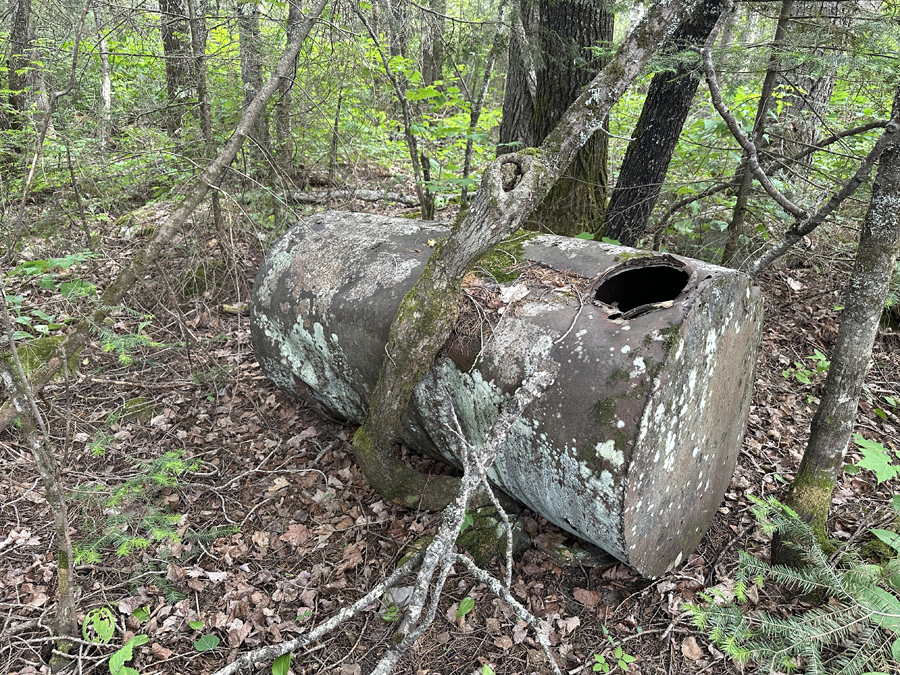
350;0;701;510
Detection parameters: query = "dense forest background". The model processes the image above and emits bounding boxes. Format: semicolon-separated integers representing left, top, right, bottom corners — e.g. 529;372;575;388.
3;1;900;674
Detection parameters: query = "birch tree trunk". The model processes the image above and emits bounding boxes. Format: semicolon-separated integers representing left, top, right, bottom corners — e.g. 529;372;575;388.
352;0;700;509
94;6;112;150
773;85;900;565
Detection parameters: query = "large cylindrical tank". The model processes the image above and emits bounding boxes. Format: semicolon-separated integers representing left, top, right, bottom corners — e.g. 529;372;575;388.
250;210;763;577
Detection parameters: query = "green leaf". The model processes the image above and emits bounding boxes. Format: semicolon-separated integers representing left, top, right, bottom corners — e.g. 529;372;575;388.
132;607;150;623
575;232;594;240
460;511;474;535
189;620;204;630
381;604;400;622
857;586;900;633
194;634;220;651
600;237;621;245
272;652;291;675
109;635;148;674
871;529;900;554
456;596;475;619
854;434;900;483
82;606;116;644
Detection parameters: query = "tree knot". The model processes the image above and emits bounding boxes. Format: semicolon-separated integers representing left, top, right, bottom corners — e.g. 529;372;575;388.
500;160;525;192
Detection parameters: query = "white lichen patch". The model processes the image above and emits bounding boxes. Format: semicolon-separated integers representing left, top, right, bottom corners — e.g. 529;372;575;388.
596;440;624;467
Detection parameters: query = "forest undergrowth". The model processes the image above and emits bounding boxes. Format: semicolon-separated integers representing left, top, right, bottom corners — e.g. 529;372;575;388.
2;179;900;675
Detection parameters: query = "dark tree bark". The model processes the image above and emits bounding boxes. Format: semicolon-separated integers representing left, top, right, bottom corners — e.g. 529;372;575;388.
7;0;31;132
159;0;193;137
497;0;536;154
352;0;698;510
602;0;724;247
773;85;900;565
187;0;222;230
421;0;445;86
238;0;271;165
529;0;614;237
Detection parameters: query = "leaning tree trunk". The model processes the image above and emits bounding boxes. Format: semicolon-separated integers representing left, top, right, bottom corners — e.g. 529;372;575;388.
528;0;614;236
352;0;699;510
773;85;900;566
159;0;193;137
602;0;724;247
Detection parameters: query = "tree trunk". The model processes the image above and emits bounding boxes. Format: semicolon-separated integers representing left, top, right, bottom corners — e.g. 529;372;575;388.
529;0;614;237
603;0;724;247
187;0;222;230
352;0;697;510
238;0;271;168
497;0;536;155
421;0;445;86
274;0;302;172
8;0;31;132
773;85;900;566
722;0;793;267
767;1;853;183
159;0;192;137
1;293;78;671
94;5;112;149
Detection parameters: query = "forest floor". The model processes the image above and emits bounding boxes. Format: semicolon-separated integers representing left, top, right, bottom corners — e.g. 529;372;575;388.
2;185;900;675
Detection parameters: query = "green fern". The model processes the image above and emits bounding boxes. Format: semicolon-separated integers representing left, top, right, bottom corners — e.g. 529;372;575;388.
686;497;900;674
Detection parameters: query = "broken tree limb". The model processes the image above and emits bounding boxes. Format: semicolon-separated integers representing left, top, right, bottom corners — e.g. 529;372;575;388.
0;0;328;432
350;0;700;513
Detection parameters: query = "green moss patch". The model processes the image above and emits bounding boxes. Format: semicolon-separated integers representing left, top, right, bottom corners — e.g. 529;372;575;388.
473;230;538;283
0;335;81;380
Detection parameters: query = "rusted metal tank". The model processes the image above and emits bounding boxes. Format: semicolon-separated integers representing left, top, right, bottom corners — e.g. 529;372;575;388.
250;210;763;577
